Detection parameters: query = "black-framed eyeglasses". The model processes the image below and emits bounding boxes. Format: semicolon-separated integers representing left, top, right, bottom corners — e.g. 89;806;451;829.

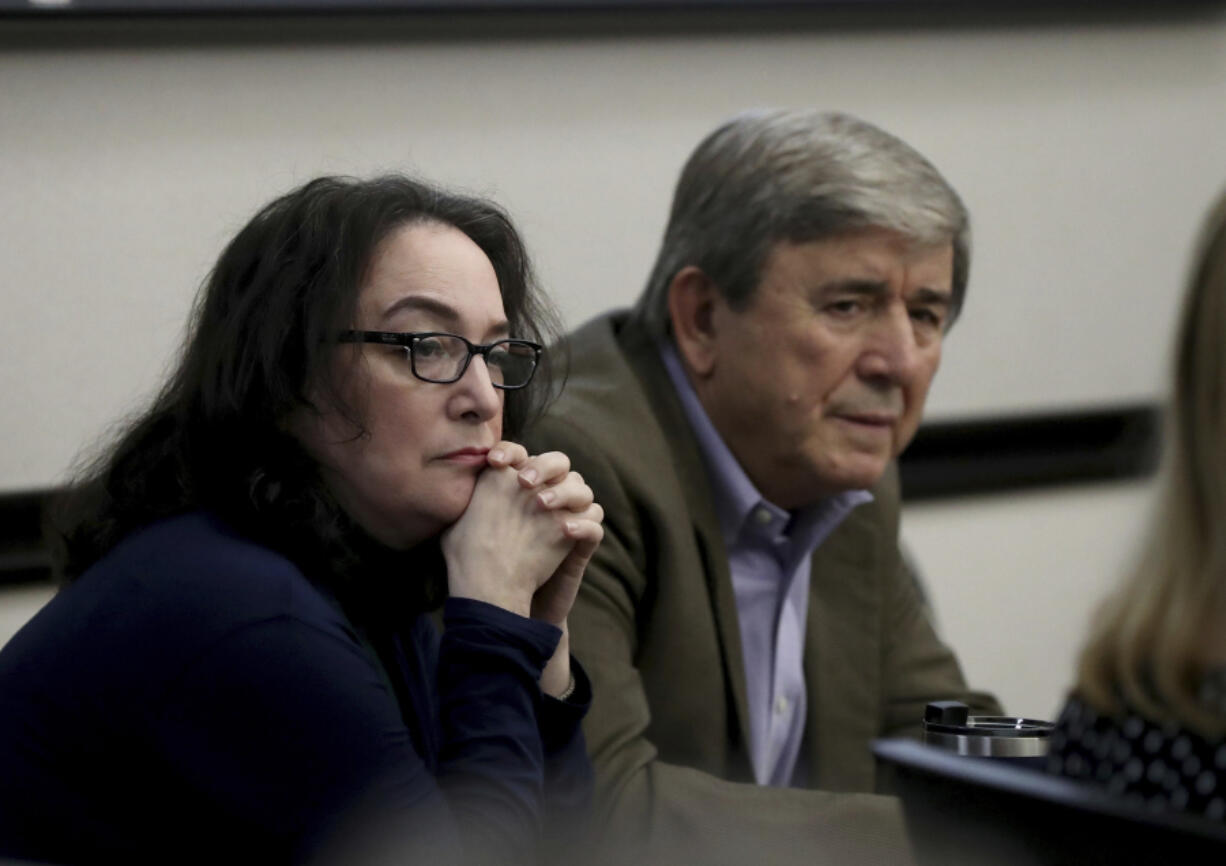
338;330;543;390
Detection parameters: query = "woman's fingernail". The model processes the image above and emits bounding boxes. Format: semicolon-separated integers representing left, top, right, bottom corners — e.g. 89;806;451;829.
538;490;556;506
565;520;579;534
521;469;539;484
490;449;505;463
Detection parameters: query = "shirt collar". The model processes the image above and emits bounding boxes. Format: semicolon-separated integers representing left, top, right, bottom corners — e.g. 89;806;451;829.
657;339;872;549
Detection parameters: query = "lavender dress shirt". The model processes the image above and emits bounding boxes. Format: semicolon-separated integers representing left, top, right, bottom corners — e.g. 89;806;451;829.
659;343;871;787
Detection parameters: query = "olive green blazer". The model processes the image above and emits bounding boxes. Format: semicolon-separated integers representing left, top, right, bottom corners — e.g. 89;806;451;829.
526;310;1000;865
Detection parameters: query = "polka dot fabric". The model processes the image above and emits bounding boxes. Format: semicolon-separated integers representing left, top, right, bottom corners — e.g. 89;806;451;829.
1047;677;1226;823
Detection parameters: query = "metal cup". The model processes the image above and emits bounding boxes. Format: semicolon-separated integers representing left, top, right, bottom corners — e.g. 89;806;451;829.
921;701;1052;764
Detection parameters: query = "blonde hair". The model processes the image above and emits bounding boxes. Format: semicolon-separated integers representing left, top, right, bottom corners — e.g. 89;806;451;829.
1076;188;1226;737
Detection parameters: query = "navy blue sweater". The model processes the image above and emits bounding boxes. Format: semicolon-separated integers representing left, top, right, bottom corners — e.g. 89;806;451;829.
0;512;591;864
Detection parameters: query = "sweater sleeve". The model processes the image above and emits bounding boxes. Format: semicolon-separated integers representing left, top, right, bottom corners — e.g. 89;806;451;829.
538;659;595;862
437;601;594;862
432;597;564;862
148;597;577;865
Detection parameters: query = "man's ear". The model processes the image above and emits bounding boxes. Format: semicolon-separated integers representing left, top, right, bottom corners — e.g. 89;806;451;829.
667;266;721;378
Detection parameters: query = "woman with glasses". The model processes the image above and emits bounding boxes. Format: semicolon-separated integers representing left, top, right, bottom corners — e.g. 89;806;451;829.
0;175;603;864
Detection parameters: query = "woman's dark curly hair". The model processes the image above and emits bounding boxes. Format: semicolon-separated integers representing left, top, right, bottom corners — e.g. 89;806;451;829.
50;175;561;610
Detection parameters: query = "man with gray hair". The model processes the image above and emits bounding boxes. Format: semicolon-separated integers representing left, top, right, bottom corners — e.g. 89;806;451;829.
526;109;999;863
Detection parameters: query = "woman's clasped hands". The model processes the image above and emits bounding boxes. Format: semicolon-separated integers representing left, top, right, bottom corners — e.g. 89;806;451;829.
441;441;604;697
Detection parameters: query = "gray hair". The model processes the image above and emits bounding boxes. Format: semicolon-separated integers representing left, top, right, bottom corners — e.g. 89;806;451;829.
636;109;971;339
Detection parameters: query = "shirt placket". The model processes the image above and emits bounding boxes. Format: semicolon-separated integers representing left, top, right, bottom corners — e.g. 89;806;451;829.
745;503;806;787
766;533;808;787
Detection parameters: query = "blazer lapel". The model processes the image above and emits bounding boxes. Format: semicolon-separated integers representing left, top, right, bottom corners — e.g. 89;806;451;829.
616;313;755;774
683;465;754;780
803;506;882;791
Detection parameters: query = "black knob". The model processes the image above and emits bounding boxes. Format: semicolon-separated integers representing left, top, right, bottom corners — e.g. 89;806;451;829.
924;700;970;726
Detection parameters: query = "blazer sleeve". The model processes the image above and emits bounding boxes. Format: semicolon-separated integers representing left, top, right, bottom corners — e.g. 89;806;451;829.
878;550;1004;740
872;470;1003;744
529;415;918;866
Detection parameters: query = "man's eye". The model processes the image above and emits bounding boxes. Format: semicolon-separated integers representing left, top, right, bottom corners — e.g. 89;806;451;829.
910;308;944;328
827;300;862;316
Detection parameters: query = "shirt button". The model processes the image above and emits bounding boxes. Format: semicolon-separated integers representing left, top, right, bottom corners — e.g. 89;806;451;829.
754;507;773;527
775;695;790;716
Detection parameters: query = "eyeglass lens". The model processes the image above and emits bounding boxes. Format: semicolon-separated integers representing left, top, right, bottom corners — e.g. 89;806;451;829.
412;335;537;387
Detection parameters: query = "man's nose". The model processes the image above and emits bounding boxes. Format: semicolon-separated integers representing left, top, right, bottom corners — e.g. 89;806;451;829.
857;306;922;384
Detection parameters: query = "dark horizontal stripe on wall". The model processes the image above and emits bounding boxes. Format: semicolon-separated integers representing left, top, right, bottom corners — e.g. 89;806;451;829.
899;403;1162;502
0;489;54;587
0;403;1163;585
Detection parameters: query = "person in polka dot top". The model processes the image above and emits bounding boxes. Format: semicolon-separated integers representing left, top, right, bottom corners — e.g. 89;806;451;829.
1048;187;1226;822
1050;677;1226;819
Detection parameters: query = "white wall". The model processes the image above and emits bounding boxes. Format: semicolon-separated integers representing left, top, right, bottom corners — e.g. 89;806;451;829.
903;479;1157;720
2;11;1221;717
